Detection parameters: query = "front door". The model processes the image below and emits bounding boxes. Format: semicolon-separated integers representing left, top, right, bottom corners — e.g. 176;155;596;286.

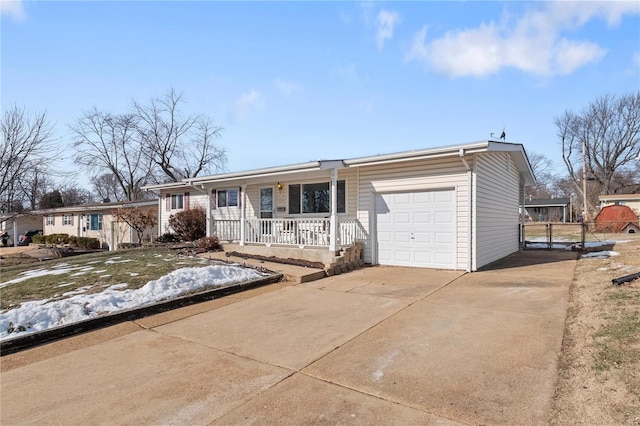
260;187;274;234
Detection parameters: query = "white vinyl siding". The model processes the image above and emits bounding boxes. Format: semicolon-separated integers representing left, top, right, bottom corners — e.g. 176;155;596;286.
357;156;469;270
474;153;520;269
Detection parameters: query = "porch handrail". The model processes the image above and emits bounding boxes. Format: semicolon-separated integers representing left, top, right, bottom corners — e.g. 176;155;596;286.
338;219;367;246
212;220;241;242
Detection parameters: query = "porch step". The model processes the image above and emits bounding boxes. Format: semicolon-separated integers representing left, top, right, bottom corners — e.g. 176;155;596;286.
200;251;326;284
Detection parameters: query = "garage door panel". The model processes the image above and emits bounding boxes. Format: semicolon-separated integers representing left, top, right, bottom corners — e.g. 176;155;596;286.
413;232;431;243
435;232;453;244
394;232;411;243
434;191;453;203
376;190;455;269
378;231;392;243
414;212;431;224
394;212;411;224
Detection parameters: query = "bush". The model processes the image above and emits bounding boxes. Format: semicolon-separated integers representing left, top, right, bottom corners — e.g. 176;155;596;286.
31;235;46;244
156;232;178;243
198;236;221;252
69;236;101;249
45;233;70;245
169;207;206;242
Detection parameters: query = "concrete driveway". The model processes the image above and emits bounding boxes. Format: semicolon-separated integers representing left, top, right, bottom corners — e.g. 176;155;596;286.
1;250;577;425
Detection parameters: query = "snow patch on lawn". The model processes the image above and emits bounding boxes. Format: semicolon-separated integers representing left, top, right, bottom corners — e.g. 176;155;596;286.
582;251;620;259
0;265;265;340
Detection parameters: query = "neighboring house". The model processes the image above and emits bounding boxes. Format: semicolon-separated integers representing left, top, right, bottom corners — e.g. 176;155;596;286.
594;205;640;233
522;198;571;222
598;194;640;218
0;213;43;247
144;140;535;272
41;200;158;250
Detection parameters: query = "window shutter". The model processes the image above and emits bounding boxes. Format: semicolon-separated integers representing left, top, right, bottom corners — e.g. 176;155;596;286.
238;187;242;208
184;192;190;209
211;190;217;210
53;215;55;226
70;214;74;226
165;194;170;211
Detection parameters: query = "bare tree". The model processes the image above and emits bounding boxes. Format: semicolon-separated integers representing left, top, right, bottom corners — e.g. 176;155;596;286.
0;105;56;213
526;152;555;198
134;88;226;182
70;109;154;201
556;92;640;210
91;172;126;202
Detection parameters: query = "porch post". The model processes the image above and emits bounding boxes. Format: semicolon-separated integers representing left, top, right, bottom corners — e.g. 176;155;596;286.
240;184;246;246
205;187;212;237
329;168;338;251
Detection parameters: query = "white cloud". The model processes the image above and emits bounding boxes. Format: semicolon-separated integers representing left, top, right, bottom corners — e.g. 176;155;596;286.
376;9;400;50
274;79;300;97
405;2;637;78
1;0;25;21
234;90;261;121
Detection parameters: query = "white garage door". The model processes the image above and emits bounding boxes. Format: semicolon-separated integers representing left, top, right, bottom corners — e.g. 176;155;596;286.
376;190;456;269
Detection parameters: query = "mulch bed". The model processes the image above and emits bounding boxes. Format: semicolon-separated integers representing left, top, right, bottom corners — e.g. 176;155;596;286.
227;251;325;269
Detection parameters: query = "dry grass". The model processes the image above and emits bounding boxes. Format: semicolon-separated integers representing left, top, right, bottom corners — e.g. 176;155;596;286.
551;233;640;425
0;248;209;311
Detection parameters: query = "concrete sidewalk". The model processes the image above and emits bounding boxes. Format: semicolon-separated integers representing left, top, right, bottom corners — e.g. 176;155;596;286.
1;250;577;425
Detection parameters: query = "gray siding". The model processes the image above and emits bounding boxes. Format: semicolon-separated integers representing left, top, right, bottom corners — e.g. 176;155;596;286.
357;156;470;270
474;153;520;269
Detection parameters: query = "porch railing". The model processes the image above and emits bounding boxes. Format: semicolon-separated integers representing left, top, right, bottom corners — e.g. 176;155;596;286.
211;218;366;248
212;220;241;242
338;219;367;246
245;218;330;247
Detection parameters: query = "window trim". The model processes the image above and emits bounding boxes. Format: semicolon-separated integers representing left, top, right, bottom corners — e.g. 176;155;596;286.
217;188;240;208
63;214;73;226
287;179;346;215
171;194;184;210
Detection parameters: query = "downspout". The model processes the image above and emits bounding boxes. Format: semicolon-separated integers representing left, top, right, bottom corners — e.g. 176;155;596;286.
521;177;526;248
459;149;472;272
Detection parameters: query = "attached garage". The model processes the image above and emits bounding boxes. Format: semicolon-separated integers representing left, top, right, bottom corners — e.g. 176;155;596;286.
348;141;535;272
376;190;456;268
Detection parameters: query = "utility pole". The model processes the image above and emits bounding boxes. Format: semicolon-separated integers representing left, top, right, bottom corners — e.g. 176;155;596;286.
582;137;588;222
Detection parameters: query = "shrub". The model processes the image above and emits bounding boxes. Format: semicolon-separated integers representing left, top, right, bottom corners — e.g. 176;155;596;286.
31;235;46;244
169;207;206;242
157;232;178;243
69;236;100;249
198;236;221;252
45;233;70;245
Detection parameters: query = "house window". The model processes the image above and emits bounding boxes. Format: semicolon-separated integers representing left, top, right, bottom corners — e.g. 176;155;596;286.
171;194;184;210
89;214;102;231
46;215;55;226
63;214;73;226
217;189;239;208
288;180;346;214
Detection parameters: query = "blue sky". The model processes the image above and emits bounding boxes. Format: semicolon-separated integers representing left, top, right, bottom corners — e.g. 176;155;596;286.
2;1;639;184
